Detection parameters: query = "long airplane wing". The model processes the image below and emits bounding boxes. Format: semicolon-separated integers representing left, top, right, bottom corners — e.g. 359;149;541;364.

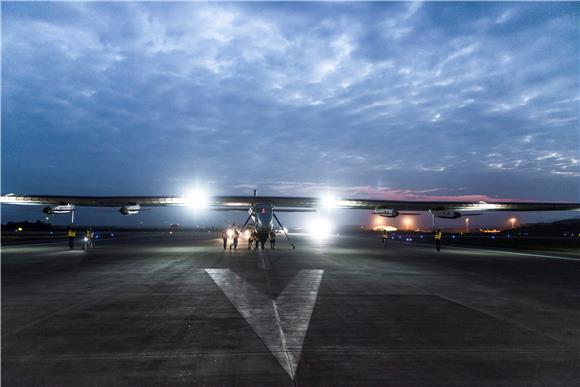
1;194;579;213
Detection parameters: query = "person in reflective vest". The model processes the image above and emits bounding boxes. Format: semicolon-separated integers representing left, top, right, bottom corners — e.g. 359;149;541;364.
248;231;254;249
67;226;76;249
221;230;227;250
85;228;95;248
269;230;276;249
382;230;388;248
434;228;442;252
233;228;239;250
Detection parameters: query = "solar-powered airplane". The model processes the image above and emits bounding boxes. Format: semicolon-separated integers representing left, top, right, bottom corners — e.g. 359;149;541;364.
2;191;579;249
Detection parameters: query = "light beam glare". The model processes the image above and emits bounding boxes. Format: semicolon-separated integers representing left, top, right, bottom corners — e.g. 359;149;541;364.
308;217;334;238
183;188;210;210
319;195;341;209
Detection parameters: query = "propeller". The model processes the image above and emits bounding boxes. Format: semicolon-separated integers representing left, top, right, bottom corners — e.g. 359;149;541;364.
239;189;258;234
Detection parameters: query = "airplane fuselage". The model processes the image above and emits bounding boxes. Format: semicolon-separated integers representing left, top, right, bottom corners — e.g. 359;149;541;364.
253;203;274;241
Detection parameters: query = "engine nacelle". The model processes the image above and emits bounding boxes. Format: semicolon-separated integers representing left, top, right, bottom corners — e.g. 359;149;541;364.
374;208;400;218
431;209;461;219
119;205;141;215
42;204;75;215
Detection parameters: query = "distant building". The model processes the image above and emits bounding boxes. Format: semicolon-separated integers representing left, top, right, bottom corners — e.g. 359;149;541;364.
372;225;398;232
480;228;501;233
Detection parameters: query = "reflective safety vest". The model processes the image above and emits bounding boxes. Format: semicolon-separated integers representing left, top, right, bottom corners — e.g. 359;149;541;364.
68;230;76;237
434;231;442;240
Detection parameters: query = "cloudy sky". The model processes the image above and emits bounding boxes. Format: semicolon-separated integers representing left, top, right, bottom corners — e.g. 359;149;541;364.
2;2;578;227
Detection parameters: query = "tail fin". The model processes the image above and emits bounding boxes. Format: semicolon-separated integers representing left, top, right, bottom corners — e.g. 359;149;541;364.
251;189;257;207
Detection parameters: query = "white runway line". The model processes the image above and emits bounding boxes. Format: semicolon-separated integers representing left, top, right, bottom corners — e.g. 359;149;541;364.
444;245;580;262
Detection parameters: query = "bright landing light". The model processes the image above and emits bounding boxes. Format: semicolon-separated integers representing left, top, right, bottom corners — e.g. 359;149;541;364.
320;195;341;209
308;217;334;237
184;189;210;210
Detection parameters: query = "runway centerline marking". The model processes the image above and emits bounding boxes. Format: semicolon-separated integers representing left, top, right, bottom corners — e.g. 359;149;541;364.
205;269;323;379
257;250;271;270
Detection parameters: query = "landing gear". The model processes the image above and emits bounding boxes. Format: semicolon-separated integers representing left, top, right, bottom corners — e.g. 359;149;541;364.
239;213;253;235
273;213;295;250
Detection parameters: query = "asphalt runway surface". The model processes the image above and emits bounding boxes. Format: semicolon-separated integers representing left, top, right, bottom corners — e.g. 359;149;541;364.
2;232;579;386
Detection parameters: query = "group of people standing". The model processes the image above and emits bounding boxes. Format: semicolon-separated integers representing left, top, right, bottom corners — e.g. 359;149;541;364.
221;227;240;250
221;227;276;250
66;226;95;249
248;230;276;250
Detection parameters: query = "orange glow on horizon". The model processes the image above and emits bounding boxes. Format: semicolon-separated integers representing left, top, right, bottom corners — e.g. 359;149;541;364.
509;217;517;228
402;216;413;229
373;215;385;226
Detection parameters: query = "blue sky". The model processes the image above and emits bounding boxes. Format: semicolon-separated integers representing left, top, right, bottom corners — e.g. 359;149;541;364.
2;2;578;227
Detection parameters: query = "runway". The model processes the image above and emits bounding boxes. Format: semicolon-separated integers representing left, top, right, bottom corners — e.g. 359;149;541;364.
2;232;579;386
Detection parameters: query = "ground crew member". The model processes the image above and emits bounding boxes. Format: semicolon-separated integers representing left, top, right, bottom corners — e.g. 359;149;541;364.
233;228;239;250
269;230;276;249
67;226;76;249
434;228;442;252
85;228;94;248
221;230;228;250
382;230;388;248
248;231;254;249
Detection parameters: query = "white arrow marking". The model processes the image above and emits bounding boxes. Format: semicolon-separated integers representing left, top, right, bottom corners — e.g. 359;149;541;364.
205;269;293;377
276;270;324;376
205;269;323;379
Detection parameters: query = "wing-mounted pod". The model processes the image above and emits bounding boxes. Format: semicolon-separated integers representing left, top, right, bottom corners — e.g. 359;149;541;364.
431;209;462;219
119;204;141;215
42;204;75;215
374;208;421;217
374;208;400;217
